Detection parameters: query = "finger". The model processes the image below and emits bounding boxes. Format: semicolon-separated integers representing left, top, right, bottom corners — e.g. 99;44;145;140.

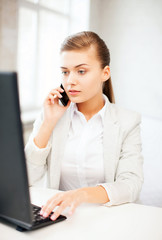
46;94;55;105
42;203;57;217
40;195;62;217
47;93;61;105
49;91;62;99
50;201;68;221
50;87;64;93
68;202;77;216
58;86;64;92
48;93;56;102
50;89;63;97
40;199;55;216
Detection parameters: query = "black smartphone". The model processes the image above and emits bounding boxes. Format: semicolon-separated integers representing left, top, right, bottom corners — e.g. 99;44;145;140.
59;84;69;106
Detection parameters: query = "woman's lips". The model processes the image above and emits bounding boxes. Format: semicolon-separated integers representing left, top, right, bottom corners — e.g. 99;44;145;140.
68;90;80;96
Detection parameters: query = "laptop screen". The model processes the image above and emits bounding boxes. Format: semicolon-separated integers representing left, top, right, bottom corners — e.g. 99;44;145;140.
0;72;32;227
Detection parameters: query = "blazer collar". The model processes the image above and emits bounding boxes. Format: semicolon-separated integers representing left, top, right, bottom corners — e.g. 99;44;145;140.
104;96;118;124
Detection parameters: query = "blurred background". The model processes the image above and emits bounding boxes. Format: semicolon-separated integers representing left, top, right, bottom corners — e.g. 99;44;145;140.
0;0;162;207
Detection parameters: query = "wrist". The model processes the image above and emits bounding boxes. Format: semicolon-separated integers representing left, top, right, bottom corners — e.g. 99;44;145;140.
33;121;54;149
78;186;109;204
42;120;56;132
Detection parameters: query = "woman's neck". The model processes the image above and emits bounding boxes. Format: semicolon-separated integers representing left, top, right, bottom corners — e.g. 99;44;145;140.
76;93;105;121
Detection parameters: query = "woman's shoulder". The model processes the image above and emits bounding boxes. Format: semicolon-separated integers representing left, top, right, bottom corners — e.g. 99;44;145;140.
108;102;141;129
111;102;141;119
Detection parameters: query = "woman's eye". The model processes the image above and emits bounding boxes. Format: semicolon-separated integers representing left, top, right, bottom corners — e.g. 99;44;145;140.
62;71;69;75
78;70;85;74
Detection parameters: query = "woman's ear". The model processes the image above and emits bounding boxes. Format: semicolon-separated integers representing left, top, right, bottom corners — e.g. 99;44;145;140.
102;66;110;82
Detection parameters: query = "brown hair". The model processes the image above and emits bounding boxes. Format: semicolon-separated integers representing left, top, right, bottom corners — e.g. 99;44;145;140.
60;31;115;103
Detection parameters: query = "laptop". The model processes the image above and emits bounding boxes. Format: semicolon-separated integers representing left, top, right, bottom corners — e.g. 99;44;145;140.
0;72;66;231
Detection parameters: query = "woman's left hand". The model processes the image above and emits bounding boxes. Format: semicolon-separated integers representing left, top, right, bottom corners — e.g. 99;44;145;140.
40;189;87;221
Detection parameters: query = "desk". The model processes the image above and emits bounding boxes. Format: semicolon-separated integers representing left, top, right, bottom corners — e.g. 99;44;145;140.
1;187;162;240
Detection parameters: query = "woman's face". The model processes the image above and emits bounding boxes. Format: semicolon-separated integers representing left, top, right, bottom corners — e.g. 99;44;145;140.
60;46;110;104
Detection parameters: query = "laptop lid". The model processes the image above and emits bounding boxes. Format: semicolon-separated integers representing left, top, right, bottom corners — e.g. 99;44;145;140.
0;72;33;229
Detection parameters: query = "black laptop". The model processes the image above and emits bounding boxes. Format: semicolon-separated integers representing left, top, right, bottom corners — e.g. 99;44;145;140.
0;72;66;231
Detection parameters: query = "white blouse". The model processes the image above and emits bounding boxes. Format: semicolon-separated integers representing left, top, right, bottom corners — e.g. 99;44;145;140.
59;96;108;191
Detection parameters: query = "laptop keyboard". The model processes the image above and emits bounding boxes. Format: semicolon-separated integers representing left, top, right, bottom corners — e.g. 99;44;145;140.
16;204;66;231
32;204;54;226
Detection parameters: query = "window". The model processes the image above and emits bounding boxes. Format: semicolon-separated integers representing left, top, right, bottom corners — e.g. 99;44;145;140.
17;0;90;115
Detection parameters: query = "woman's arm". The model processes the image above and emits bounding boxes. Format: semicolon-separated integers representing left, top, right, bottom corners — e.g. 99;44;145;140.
80;185;110;204
25;87;70;186
33;120;57;149
25;114;52;186
100;113;144;206
40;186;109;221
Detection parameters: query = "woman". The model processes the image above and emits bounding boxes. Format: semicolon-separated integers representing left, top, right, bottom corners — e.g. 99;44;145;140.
25;31;143;221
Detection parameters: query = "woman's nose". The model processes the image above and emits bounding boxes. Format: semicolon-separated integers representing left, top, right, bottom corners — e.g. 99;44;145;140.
67;72;76;85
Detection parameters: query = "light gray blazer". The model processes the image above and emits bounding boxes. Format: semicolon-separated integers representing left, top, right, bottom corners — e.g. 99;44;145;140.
25;99;144;206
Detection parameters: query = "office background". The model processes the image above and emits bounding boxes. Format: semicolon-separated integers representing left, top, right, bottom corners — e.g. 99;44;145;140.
0;0;162;207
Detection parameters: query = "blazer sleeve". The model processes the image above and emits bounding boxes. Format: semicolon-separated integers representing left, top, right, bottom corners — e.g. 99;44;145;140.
24;112;52;186
99;113;144;206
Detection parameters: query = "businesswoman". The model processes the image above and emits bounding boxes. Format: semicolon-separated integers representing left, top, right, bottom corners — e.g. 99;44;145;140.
25;31;143;221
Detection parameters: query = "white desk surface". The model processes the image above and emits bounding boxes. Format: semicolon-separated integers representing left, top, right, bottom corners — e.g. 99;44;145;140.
1;187;162;240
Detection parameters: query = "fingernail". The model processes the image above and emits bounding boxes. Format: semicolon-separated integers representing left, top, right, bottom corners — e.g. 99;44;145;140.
40;210;43;215
43;212;48;217
51;215;56;221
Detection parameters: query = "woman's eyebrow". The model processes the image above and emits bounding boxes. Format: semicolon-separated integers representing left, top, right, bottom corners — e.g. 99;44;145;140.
60;64;89;69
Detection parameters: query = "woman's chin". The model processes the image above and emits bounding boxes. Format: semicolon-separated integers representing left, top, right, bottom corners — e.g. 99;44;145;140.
69;97;83;104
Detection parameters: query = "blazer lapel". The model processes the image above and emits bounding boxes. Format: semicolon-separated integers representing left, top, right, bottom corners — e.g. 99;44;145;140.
103;104;120;182
49;109;71;189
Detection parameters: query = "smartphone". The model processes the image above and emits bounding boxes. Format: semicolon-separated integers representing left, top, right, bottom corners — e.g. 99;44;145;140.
59;84;69;106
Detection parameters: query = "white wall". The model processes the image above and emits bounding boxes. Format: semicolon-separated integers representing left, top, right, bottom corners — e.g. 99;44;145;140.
89;0;162;120
89;0;162;207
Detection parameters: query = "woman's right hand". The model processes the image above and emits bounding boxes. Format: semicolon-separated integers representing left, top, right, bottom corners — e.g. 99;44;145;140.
34;86;70;149
43;86;70;129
